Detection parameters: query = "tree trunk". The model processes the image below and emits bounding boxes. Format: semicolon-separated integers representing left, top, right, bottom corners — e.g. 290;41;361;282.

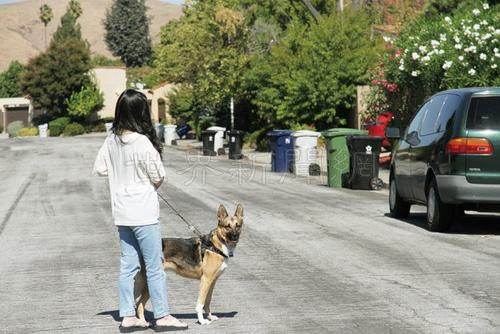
337;0;344;12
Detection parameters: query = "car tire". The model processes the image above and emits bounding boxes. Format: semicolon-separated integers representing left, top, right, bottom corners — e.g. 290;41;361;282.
426;178;452;232
389;174;411;218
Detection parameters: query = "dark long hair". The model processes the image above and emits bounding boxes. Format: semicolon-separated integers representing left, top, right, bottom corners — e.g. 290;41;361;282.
112;89;162;156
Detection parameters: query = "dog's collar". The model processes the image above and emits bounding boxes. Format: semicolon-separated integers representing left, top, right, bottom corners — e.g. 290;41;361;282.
201;232;228;259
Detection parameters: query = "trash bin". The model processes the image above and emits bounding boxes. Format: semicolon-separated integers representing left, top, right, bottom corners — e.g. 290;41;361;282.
155;123;164;142
227;130;243;160
176;124;191;139
207;126;226;155
201;130;217;156
163;124;177;146
267;130;294;173
347;135;383;190
291;130;321;176
105;122;113;136
323;128;368;187
38;123;48;138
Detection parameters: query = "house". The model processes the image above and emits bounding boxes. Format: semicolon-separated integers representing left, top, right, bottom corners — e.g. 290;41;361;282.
91;66;127;120
138;82;177;124
0;97;35;133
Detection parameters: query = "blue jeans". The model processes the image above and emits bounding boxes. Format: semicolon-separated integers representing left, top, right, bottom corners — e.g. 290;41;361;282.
118;224;169;319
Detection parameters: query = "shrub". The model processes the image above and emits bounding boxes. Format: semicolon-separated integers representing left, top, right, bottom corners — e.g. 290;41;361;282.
49;117;70;136
91;123;106;132
63;122;85;136
17;127;38;137
66;79;104;120
7;121;23;137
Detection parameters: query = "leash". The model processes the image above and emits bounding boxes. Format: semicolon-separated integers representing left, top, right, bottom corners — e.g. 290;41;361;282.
157;191;204;238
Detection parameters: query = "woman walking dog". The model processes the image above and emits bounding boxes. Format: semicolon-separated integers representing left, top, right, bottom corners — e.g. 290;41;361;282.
93;89;188;332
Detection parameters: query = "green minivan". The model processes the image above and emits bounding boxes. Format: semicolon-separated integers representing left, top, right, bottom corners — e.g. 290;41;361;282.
387;87;500;232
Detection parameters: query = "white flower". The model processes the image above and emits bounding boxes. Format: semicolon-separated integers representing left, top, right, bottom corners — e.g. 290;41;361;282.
442;61;453;70
474;24;481;30
492;64;498;69
418;45;427;53
472;9;481;16
482;33;492;40
399;64;405;71
480;53;487;60
496;29;500;35
440;34;447;42
455;44;462;49
458;56;464;61
438;49;445;55
383;36;393;43
483;3;489;10
481;20;488;25
399;58;405;65
412;52;420;60
444;16;452;24
411;71;419;77
422;55;431;64
494;48;499;53
468;68;477;75
454;36;461;43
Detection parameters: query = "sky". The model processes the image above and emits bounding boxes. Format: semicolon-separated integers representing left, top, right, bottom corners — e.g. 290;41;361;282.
0;0;185;4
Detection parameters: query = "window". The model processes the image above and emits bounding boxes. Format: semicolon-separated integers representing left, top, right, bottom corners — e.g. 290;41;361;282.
420;95;446;136
436;94;461;132
466;96;500;130
406;101;429;136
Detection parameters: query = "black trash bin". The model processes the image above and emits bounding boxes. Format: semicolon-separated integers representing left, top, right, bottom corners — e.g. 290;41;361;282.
201;130;217;156
227;130;243;160
346;135;384;190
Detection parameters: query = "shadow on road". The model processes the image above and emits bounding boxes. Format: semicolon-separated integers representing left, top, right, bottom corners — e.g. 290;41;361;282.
97;310;238;322
386;212;500;235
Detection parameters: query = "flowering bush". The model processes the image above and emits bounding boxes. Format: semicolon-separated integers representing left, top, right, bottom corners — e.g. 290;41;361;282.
383;2;499;123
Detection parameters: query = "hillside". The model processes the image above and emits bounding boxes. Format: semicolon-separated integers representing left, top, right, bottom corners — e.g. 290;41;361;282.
0;0;183;71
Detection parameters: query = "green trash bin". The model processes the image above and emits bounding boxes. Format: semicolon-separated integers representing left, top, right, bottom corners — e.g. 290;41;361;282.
323;128;368;188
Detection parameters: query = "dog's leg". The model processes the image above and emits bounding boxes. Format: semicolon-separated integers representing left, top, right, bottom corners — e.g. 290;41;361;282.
205;280;218;322
134;270;149;322
196;275;213;325
136;287;150;322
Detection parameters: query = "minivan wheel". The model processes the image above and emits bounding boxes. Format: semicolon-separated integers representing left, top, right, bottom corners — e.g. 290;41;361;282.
427;179;452;232
389;175;410;218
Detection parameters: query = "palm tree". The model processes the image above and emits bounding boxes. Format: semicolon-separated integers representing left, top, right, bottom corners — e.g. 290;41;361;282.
39;3;53;48
68;0;83;19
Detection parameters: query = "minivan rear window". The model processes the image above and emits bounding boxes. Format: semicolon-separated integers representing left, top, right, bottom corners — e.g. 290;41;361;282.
466;96;500;130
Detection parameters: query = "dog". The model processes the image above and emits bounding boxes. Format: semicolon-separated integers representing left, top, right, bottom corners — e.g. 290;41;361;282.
134;204;243;325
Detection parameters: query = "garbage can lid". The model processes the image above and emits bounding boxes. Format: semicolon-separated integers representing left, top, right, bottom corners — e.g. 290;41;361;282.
165;124;177;128
207;126;226;132
291;130;321;138
266;129;293;137
201;130;218;135
322;128;367;138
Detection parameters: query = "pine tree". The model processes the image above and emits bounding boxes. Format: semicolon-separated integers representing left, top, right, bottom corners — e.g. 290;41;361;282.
53;10;82;42
104;0;152;67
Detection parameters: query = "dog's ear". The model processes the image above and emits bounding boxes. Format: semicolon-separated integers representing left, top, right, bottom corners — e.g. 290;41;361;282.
234;203;243;219
217;204;229;222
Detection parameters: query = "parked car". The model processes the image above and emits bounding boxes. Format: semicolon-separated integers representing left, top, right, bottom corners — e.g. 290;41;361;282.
387;87;500;231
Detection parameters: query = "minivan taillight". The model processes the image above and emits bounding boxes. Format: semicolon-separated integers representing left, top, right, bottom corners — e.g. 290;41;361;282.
446;138;494;155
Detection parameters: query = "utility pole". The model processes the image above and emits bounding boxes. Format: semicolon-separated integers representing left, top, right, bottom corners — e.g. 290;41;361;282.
230;97;235;130
337;0;344;12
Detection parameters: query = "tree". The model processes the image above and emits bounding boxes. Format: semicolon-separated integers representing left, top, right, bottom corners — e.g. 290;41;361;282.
53;9;82;42
68;0;82;19
39;4;53;48
21;38;91;116
0;61;26;98
104;0;152;67
66;79;104;120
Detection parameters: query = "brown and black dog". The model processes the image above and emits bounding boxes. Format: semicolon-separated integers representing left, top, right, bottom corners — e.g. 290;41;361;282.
134;204;243;325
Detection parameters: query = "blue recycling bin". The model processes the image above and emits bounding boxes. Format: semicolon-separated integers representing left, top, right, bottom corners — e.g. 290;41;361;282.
267;130;294;172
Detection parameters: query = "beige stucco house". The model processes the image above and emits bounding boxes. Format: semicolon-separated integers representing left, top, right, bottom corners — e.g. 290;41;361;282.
91;66;127;120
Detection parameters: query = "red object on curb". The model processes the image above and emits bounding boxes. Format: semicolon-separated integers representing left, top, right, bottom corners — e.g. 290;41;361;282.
367;112;393;150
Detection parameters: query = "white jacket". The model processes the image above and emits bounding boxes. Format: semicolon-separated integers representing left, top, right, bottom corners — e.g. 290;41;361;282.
93;132;165;226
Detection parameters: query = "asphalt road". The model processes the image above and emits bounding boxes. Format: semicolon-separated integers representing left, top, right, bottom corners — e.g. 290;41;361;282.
1;135;500;334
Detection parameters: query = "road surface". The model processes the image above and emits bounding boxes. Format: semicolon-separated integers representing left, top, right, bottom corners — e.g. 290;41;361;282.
0;135;499;333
